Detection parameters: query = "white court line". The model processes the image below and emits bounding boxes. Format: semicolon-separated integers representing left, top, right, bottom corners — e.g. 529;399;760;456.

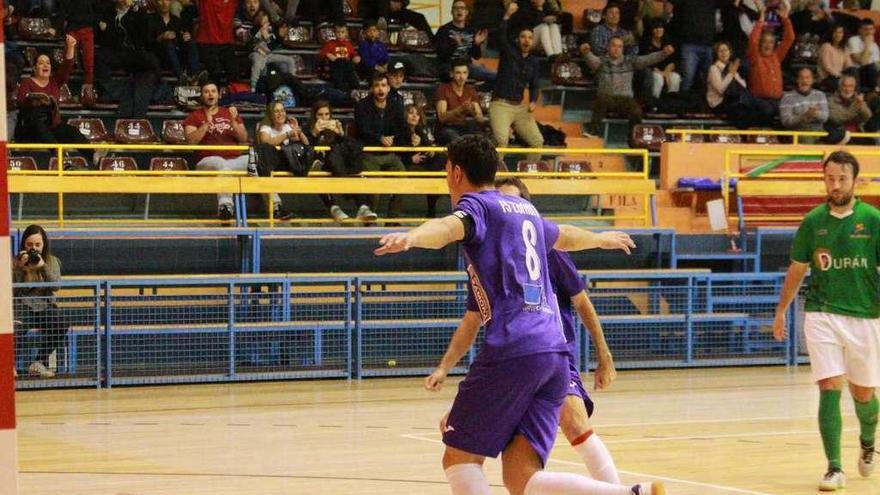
400;434;778;495
595;414;827;428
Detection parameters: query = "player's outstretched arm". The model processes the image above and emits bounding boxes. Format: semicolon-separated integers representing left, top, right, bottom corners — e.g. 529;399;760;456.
572;291;616;390
773;261;809;341
425;311;482;391
375;215;466;256
554;225;635;254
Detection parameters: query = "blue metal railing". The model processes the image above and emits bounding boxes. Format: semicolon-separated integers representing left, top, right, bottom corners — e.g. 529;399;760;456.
12;270;798;389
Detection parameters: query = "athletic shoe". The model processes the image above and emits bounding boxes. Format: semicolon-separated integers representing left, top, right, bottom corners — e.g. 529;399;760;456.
357;205;378;222
28;361;54;378
273;206;294;221
819;468;845;491
218;205;234;221
631;482;665;495
330;205;349;223
860;441;876;477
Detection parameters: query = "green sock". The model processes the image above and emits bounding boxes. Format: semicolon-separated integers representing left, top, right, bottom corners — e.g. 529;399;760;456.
854;395;879;447
819;390;843;470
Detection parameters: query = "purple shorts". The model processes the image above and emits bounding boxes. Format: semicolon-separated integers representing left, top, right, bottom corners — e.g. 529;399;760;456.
567;353;594;417
443;352;569;466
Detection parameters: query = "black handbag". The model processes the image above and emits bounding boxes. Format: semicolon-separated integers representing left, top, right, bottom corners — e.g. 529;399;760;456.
280;142;315;177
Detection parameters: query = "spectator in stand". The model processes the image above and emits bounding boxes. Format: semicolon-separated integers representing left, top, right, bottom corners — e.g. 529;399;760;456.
779;67;828;141
491;2;544;163
638;17;681;100
319;22;361;93
848;18;879;90
234;0;263;43
15;35;96;164
196;0;239;86
668;0;717;92
818;24;854;92
307;100;360;223
586;3;637;57
747;4;794;114
583;36;674;137
635;0;673;39
435;59;487;145
95;0;160;119
826;73;872;144
148;0;200;83
435;0;495;85
387;61;406;106
183;81;251;221
509;0;565;58
58;0;96;101
248;15;299;90
358;19;389;78
402;104;444;218
252;100;306;220
13;225;69;379
388;0;434;40
354;73;407;221
707;41;777;128
832;0;862;37
791;0;832;39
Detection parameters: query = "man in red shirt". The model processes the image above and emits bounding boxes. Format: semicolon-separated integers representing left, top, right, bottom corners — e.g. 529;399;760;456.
196;0;239;85
747;4;795;112
434;59;487;145
184;82;279;220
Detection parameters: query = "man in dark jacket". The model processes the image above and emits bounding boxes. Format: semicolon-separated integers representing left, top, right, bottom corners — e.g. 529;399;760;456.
95;0;160;118
354;73;408;220
435;0;495;84
147;0;200;81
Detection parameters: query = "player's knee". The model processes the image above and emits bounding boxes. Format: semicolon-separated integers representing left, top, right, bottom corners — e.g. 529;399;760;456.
502;467;531;495
818;376;845;391
560;397;590;441
850;383;875;402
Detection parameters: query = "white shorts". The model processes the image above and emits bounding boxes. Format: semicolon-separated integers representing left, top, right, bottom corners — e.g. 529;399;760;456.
804;311;880;387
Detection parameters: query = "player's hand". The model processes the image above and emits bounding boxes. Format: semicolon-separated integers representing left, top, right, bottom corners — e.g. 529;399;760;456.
599;231;635;254
773;311;787;341
439;411;450;434
425;367;448;391
594;356;617;391
375;232;414;255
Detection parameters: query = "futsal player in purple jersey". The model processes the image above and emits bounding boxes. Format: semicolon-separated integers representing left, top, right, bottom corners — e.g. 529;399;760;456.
426;177;621;485
376;135;663;495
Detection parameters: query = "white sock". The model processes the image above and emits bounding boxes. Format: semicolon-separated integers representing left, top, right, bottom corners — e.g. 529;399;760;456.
572;431;621;483
445;463;492;495
524;471;632;495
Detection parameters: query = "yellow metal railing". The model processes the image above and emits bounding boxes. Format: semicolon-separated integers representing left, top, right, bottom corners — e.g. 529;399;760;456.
667;129;827;145
7;143;655;227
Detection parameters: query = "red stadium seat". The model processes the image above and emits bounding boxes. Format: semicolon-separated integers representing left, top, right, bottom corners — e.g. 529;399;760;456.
58;84;79;109
350;89;370;102
68;118;110;143
399;90;428;109
516;160;552;173
114;119;159;144
99;156;138;172
48;156;89;170
630;124;667;151
284;25;314;47
18;18;55;40
149;157;189;171
398;29;432;52
746;132;781;145
551;62;590;87
7;156;38;171
162;120;187;145
557;160;590;174
313;25;335;45
709;128;742;144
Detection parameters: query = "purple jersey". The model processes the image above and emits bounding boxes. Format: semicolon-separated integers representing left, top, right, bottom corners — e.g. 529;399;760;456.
548;250;586;355
457;190;568;362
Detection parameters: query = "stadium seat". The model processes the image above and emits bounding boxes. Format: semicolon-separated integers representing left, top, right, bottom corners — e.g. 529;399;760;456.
746;132;781;145
552;61;590;87
58;84;79;109
99;156;138;172
284;25;314;47
670;128;705;143
313;25;335;45
562;34;580;56
397;29;433;52
557;160;590;173
18;18;55;40
399;89;428;109
48;156;89;170
516;160;552;173
114;119;159;144
709;129;742;144
288;54;315;80
162;120;187;145
68;118;110;143
478;92;492;114
582;9;602;29
351;89;369;102
149;157;189;171
630;124;667;151
7;156;38;171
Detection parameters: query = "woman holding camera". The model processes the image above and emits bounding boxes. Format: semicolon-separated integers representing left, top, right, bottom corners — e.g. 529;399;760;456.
12;225;68;378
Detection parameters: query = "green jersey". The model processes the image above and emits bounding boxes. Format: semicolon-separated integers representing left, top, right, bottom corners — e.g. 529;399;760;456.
791;200;880;319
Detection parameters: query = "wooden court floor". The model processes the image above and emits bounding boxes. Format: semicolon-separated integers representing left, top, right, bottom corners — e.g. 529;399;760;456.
14;366;880;495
